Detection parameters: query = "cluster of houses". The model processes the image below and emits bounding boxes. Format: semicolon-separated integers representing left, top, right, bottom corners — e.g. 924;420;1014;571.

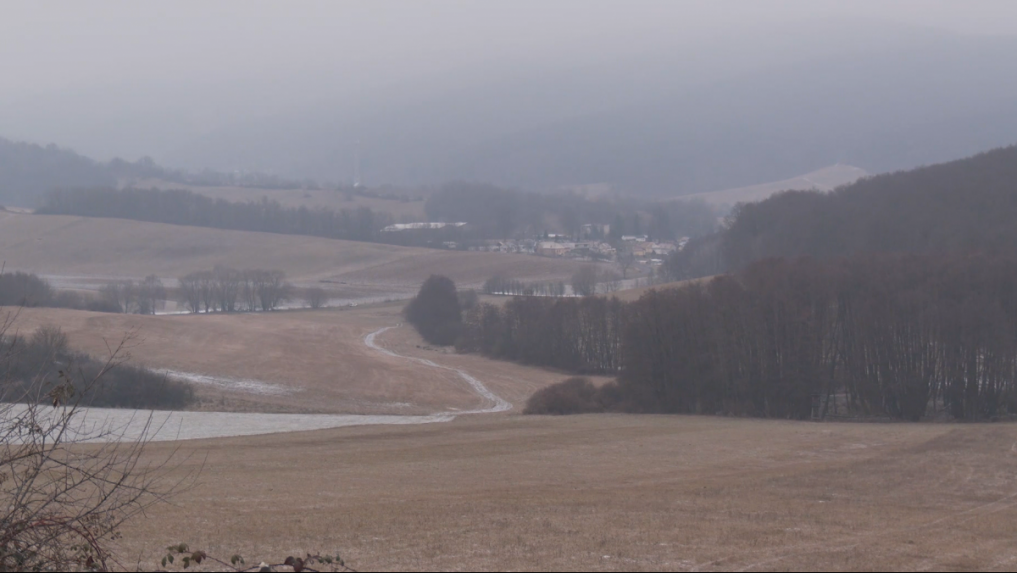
533;234;689;264
382;221;467;232
448;233;688;265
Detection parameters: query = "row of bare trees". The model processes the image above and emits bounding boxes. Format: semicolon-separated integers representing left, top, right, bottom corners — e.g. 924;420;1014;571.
99;275;167;314
481;254;1017;421
458;296;623;373
482;267;621;299
619;254;1017;420
178;266;291;313
483;275;567;297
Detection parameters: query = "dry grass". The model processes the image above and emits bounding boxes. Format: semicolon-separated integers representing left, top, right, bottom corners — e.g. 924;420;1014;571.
13;283;1017;570
12;304;577;416
0;212;599;291
110;415;1017;571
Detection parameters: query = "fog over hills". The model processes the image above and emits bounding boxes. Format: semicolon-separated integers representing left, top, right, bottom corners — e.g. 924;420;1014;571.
4;7;1017;198
158;21;1017;196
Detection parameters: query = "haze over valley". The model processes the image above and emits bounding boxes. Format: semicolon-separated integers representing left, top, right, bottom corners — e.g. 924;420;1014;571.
4;2;1017;571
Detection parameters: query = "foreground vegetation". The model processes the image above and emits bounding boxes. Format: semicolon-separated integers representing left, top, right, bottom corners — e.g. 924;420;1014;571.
3;325;194;410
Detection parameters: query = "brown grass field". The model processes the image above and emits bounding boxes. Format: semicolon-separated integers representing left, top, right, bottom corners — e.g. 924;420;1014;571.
113;415;1017;571
0;212;601;293
12;301;1017;570
11;303;576;415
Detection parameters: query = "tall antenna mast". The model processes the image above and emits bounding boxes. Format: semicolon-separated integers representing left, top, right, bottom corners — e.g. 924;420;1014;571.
353;139;362;188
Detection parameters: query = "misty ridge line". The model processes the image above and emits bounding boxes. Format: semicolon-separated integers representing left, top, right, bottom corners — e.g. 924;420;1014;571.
4;19;1017;199
34;183;722;251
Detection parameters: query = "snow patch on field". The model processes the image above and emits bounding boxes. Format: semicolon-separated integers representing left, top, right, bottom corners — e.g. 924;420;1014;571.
153;369;294;396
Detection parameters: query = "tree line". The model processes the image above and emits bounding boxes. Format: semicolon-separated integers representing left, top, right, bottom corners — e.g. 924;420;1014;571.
39;187;397;244
482;266;619;299
38;183;721;251
425;181;719;242
99;275;167;314
454;253;1017;421
458;295;624;374
665;145;1017;280
178;266;291;314
0;272;120;313
483;275;567;297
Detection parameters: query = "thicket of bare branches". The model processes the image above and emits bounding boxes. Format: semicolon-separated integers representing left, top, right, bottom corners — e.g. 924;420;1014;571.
483;275;566;297
178;266;291;314
458;296;623;373
303;287;328;310
100;275;167;315
479;254;1017;421
570;266;599;297
0;308;195;571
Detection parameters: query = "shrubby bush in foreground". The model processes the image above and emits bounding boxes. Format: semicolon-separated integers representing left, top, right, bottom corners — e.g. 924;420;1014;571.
4;325;194;410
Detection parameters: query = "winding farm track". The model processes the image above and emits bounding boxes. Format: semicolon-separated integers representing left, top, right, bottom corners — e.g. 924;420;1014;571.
363;325;512;414
34;324;511;443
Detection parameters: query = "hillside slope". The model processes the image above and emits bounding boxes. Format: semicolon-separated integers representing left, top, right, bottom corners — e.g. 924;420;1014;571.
166;29;1017;196
0;138;114;207
681;164;868;207
0;212;599;291
667;145;1017;278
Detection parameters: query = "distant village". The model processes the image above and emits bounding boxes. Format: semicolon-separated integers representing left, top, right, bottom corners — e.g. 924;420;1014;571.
383;221;689;268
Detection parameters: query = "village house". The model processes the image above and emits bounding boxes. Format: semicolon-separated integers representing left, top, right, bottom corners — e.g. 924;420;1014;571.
536;241;574;257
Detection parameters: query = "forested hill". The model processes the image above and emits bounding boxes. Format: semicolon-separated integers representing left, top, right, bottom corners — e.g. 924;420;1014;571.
0;138;115;207
0;137;333;209
666;144;1017;279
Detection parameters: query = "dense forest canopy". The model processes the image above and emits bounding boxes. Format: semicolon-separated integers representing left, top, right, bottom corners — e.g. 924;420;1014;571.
39;183;720;250
665;145;1017;280
470;254;1017;422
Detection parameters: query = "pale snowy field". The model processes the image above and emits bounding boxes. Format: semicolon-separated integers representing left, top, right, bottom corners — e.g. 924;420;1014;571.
4;404;455;443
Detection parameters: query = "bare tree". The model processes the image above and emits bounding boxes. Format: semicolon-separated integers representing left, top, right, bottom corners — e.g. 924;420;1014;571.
254;270;290;311
99;281;138;314
136;275;166;315
571;266;599;297
617;249;636;280
212;266;241;313
178;273;202;314
600;270;622;293
304;287;328;310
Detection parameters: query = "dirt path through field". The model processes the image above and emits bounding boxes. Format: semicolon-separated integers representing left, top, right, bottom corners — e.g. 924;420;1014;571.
364;325;512;414
31;322;513;442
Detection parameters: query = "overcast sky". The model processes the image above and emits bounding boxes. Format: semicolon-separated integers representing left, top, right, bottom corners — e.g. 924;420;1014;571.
4;1;1017;95
3;0;1017;161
